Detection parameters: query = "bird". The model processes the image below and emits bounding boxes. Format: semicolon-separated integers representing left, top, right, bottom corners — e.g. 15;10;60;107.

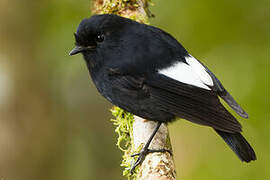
69;14;256;172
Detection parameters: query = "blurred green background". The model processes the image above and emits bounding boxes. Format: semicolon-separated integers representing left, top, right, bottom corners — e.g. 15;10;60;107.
0;0;269;179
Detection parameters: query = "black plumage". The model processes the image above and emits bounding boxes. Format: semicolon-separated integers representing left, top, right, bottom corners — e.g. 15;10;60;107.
69;14;256;169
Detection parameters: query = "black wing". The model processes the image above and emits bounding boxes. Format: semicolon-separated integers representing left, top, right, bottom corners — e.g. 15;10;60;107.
204;66;249;118
147;26;248;119
106;73;175;122
146;74;242;133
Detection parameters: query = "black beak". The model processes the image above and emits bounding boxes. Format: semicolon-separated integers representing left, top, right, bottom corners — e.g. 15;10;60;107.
69;46;85;56
69;45;96;56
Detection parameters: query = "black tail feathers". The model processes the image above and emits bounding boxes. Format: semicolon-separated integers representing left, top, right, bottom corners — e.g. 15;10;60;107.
215;129;256;162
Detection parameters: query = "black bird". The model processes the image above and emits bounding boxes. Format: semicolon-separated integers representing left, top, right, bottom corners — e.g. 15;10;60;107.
69;14;256;171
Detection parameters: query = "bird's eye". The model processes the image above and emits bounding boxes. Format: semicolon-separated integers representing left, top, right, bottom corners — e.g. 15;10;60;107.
95;34;105;43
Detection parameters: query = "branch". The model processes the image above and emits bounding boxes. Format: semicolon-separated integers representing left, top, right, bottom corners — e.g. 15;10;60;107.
133;116;176;180
92;1;177;179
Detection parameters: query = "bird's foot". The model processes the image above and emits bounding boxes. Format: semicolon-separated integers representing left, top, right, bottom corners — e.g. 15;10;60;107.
130;148;172;173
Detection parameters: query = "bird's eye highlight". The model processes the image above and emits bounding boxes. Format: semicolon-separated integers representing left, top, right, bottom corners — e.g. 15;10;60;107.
95;34;105;43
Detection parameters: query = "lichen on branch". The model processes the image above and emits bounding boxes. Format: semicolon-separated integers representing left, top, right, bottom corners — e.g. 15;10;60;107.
92;0;153;23
111;106;142;179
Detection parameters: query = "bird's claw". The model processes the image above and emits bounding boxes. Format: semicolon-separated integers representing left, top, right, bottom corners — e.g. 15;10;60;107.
130;148;172;174
130;148;148;174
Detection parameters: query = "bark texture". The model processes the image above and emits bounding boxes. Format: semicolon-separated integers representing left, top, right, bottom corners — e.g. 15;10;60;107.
133;116;176;180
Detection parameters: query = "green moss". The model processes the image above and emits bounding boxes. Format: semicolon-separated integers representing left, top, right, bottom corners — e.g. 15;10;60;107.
111;107;133;151
111;106;142;179
93;0;153;23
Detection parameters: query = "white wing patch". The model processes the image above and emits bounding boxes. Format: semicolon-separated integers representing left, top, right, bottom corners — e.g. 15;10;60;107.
158;55;214;90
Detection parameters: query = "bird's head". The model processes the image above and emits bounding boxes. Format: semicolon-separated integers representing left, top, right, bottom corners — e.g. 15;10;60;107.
69;14;136;60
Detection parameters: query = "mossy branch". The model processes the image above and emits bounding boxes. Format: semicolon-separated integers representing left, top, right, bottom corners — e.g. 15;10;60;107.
92;0;177;179
111;107;143;179
92;0;153;23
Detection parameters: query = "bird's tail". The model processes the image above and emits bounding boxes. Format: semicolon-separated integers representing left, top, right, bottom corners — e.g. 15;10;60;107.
215;129;256;162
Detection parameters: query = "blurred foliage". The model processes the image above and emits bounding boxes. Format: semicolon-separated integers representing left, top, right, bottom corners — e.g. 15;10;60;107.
0;0;269;179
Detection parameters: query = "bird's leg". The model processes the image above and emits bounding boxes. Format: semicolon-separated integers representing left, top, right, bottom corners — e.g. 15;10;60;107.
130;122;171;173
